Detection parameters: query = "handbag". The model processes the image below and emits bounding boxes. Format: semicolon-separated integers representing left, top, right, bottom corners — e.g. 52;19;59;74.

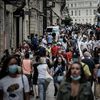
57;69;64;82
46;71;53;83
45;71;53;90
54;65;64;82
57;75;64;82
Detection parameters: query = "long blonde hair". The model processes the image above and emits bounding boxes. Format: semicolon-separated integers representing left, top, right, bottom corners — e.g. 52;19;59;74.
40;57;46;63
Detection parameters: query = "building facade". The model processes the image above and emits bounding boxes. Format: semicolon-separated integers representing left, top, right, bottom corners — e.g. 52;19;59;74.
0;1;5;59
47;0;66;26
27;0;43;36
0;0;66;60
0;1;17;58
0;0;25;59
66;0;98;25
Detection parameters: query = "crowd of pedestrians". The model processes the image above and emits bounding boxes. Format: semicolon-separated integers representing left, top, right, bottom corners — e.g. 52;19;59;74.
0;24;100;100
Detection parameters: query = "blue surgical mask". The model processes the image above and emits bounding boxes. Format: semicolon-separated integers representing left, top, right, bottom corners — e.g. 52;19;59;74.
71;75;81;81
8;64;18;74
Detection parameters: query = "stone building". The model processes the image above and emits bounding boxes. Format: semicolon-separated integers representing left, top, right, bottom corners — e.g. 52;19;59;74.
0;1;5;59
0;0;25;59
47;0;66;26
66;0;98;25
52;0;66;25
0;0;66;60
27;0;43;36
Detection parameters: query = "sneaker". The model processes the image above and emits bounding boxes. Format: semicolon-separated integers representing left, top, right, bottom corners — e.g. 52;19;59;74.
36;96;39;99
29;91;34;96
54;92;57;96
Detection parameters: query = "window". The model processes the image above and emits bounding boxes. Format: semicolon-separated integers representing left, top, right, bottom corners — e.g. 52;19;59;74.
90;2;92;6
75;10;77;16
86;10;88;15
71;4;73;7
79;10;81;16
75;19;77;21
71;10;73;16
75;3;76;7
93;10;96;15
90;9;92;15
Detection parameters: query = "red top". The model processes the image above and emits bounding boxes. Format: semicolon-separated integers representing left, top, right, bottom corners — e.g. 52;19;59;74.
51;45;60;56
63;51;73;62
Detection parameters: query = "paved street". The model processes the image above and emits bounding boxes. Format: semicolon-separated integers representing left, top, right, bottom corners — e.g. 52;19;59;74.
31;81;56;100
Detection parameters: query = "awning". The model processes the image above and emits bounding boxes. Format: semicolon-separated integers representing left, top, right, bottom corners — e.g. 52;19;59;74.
51;8;62;19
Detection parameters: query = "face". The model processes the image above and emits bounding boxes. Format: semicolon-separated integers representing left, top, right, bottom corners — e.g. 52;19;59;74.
7;58;18;75
91;36;95;40
58;57;62;63
71;63;81;77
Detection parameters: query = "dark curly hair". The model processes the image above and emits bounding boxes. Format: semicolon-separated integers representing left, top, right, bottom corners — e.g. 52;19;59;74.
0;55;19;79
53;55;66;69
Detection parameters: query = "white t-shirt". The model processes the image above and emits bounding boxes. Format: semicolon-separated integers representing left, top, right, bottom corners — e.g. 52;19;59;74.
80;41;88;51
37;64;48;79
0;75;29;100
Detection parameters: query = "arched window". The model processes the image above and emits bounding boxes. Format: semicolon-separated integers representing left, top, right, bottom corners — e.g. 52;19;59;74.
86;9;88;15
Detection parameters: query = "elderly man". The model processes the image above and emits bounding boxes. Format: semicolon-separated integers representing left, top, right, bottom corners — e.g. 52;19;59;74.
82;51;95;86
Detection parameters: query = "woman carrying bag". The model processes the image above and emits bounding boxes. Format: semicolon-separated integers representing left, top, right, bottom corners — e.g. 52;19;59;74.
37;57;52;100
0;56;30;100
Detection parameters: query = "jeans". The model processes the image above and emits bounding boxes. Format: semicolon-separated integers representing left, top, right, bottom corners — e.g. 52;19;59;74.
38;78;46;100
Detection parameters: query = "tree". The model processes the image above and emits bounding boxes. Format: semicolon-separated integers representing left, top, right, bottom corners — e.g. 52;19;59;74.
62;16;73;26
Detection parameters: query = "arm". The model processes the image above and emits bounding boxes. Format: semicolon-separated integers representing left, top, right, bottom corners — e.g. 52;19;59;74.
30;60;33;74
86;82;94;100
0;90;3;100
0;80;3;100
56;90;63;100
25;92;30;100
89;90;94;100
23;75;30;100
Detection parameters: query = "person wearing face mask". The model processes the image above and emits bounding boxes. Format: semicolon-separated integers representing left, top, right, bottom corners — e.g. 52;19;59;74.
57;62;94;100
0;56;30;100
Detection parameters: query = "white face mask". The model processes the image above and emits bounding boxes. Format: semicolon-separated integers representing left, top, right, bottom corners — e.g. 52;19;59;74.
71;75;81;81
